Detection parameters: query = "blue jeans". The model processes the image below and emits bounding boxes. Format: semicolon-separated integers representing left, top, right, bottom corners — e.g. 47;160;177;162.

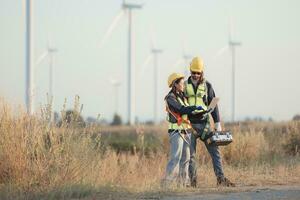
164;130;191;186
189;123;224;183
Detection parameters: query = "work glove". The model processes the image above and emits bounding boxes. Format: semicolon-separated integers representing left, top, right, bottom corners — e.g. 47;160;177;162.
196;106;204;110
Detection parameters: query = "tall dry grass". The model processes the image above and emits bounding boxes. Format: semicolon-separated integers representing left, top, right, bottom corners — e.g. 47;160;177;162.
0;99;103;199
0;99;299;199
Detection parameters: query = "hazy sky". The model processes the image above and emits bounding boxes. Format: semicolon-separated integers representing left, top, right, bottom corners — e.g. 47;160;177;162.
1;0;300;122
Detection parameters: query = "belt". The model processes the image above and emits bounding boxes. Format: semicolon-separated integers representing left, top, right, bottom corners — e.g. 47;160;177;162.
168;129;188;134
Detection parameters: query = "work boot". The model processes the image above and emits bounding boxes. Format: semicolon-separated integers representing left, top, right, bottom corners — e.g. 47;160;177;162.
160;178;176;189
217;177;235;187
179;180;191;188
190;178;197;188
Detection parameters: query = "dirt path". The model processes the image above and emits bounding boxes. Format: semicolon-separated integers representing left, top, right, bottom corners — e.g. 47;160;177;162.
160;185;300;200
85;185;300;200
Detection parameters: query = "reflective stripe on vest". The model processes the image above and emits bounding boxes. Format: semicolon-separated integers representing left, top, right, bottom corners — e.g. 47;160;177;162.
185;81;208;110
168;96;191;130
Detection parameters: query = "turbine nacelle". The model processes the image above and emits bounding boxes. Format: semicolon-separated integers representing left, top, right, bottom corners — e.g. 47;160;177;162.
229;41;242;47
151;48;163;54
122;3;143;9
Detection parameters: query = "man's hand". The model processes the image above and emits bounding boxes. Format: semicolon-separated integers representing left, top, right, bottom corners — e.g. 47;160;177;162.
215;122;222;131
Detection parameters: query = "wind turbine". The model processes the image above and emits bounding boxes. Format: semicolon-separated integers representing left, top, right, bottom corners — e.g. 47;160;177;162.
152;48;163;124
150;32;163;124
213;17;241;122
36;42;58;97
25;0;34;115
36;40;58;121
123;1;143;125
138;30;162;124
228;20;241;122
99;0;143;125
173;39;192;77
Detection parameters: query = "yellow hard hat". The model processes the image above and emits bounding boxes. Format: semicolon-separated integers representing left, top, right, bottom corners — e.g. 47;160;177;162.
167;73;184;88
190;56;204;73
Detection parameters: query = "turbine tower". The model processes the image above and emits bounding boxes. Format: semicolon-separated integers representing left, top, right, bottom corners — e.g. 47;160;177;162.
48;45;58;122
122;1;143;125
183;54;192;77
228;18;241;122
98;1;143;124
152;48;163;124
183;39;192;77
47;45;58;100
25;0;34;115
211;18;242;122
110;78;121;114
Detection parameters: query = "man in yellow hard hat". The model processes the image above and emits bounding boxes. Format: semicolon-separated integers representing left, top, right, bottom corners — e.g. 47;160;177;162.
184;56;235;187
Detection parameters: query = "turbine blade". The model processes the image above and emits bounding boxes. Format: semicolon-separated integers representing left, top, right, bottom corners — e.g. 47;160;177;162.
138;54;153;77
212;45;229;60
35;51;49;66
173;58;184;68
99;9;125;48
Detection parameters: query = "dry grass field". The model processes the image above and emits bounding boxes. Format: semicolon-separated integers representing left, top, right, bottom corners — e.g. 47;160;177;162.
0;99;299;199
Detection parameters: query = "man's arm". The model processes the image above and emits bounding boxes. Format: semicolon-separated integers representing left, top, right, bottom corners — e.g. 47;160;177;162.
206;82;221;124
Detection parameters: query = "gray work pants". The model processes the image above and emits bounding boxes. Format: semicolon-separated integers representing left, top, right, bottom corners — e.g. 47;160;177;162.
189;123;224;184
164;130;191;186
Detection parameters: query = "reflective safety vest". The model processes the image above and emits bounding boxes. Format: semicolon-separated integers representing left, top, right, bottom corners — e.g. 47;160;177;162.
166;96;192;130
184;80;208;110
